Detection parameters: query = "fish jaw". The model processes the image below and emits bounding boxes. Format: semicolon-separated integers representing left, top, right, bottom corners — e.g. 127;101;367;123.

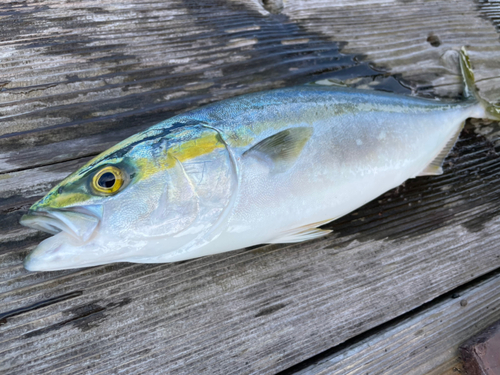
22;233;125;271
23;232;84;271
20;206;102;271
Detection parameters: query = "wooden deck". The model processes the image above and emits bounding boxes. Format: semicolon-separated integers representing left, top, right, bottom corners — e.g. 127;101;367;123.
1;0;500;373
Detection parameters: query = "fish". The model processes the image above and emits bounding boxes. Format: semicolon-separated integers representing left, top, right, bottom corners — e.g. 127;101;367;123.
20;48;500;271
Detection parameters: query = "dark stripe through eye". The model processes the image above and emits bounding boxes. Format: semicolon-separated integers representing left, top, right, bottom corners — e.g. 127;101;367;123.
98;172;116;188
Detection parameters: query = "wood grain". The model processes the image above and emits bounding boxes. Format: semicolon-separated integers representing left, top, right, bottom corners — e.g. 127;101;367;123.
285;270;500;375
2;0;500;374
285;0;500;99
0;0;360;173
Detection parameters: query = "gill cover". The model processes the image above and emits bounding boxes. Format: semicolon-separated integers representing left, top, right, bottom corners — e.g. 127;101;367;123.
142;125;238;244
158;125;238;261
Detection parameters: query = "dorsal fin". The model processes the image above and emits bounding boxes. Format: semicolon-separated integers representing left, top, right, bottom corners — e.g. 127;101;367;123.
243;127;313;173
418;122;464;176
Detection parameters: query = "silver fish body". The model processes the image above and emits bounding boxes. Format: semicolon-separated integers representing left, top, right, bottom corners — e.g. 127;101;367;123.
157;87;476;258
20;49;499;271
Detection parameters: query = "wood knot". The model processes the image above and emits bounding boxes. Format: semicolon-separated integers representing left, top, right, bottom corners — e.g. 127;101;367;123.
427;33;441;47
261;0;283;14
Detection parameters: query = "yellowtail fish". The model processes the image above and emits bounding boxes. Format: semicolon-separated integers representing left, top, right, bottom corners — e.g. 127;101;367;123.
20;48;500;271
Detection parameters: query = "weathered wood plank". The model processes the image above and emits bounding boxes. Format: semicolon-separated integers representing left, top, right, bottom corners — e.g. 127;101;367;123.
284;270;500;375
2;0;500;373
0;0;359;172
2;0;500;173
1;121;499;374
284;0;500;99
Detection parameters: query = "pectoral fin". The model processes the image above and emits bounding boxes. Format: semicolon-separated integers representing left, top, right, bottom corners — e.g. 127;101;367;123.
243;127;313;173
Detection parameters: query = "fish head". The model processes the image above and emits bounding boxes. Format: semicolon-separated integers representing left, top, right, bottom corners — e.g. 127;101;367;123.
21;124;236;271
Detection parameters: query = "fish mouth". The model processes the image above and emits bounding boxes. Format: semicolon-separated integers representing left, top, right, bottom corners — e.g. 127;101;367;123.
20;206;101;244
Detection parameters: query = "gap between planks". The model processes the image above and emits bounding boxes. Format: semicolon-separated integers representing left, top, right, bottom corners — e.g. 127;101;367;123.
283;268;500;375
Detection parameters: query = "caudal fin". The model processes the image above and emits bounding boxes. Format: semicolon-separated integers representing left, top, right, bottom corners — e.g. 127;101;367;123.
459;47;500;121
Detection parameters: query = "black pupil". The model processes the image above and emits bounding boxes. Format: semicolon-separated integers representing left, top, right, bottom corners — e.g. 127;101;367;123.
98;172;116;189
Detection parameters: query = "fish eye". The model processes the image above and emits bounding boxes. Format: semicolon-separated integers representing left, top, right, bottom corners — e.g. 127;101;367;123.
91;166;125;195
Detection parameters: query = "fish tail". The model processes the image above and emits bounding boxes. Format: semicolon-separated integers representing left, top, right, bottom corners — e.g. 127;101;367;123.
459;47;500;121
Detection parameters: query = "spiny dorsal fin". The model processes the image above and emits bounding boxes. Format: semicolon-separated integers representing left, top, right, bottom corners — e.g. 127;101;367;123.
268;218;334;244
418;122;464;176
243;127;313;173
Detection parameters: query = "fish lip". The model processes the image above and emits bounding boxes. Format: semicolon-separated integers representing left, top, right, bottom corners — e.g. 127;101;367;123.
20;206;101;243
20;210;62;235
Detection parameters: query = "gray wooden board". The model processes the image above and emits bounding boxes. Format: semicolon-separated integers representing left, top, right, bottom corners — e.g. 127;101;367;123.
1;0;500;374
1;122;500;374
286;270;500;375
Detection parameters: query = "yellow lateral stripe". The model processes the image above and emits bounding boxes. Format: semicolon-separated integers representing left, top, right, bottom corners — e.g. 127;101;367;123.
170;133;224;162
136;132;225;180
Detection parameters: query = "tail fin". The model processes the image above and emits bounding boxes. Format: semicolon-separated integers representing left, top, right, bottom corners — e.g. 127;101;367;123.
459;47;500;121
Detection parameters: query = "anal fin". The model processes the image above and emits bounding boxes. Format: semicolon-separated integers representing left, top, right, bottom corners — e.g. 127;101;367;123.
418;122;464;177
268;219;334;244
418;165;443;176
